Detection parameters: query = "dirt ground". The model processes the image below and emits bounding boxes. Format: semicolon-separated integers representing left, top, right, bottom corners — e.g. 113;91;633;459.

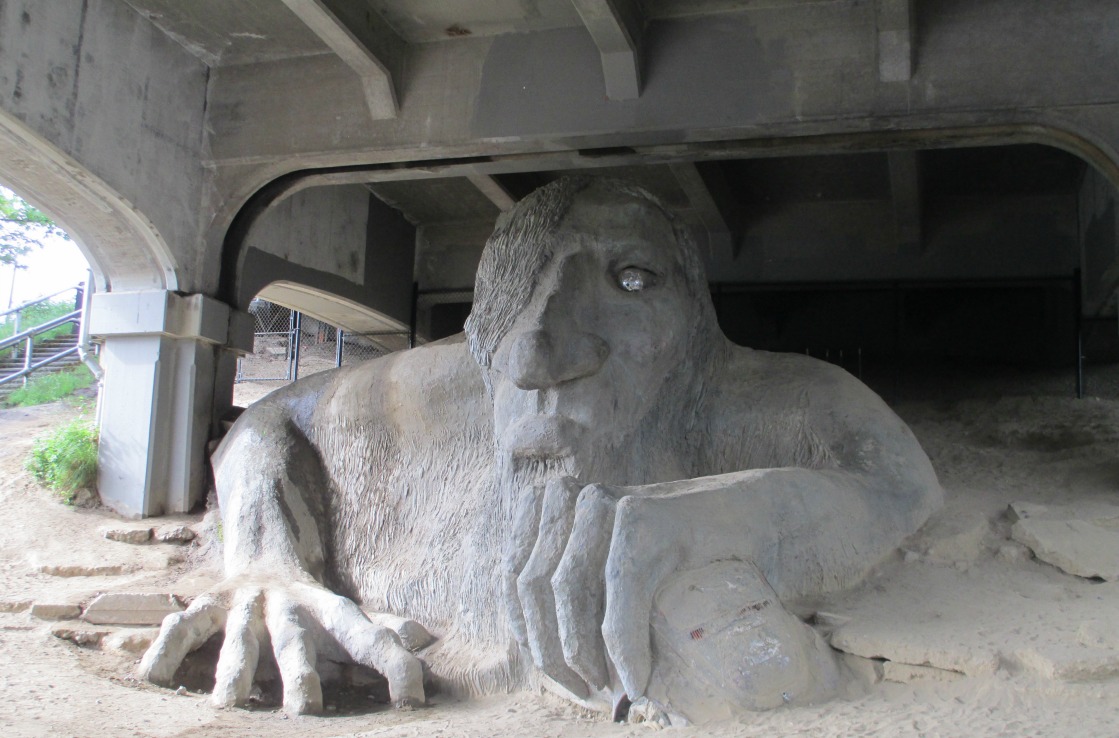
3;363;1119;737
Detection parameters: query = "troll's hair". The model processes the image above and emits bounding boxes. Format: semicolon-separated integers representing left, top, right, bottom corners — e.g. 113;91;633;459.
464;176;718;380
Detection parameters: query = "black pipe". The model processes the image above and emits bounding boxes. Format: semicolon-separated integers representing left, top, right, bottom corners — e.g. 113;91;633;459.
409;282;419;349
291;311;302;382
1074;269;1084;399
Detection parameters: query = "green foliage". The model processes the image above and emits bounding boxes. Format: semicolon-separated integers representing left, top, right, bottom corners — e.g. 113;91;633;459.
26;417;99;502
0;187;68;270
3;366;94;408
0;299;77;360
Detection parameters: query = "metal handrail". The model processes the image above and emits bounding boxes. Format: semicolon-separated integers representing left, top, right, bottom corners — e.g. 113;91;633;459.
0;309;82;389
0;310;81;352
0;345;80;387
0;284;81;321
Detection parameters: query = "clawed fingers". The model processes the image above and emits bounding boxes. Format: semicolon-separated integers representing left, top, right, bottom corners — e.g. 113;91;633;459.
503;481;546;650
212;589;266;708
142;582;427;716
267;593;323;715
306;587;426;708
601;497;682;699
139;595;226;687
517;476;588;698
553;484;617;690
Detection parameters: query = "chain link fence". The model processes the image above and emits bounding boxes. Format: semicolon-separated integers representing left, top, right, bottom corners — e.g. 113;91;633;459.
236;299;298;382
339;331;411;366
236;299;411;388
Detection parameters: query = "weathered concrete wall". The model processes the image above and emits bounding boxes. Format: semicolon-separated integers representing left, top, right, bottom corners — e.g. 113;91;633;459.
416;221;493;291
195;0;1119;306
1;0;1117;302
239;185;415;329
212;0;1119;164
0;0;209;292
204;0;1119;190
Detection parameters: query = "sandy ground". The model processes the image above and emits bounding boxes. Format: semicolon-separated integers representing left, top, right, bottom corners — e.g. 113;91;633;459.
3;362;1119;736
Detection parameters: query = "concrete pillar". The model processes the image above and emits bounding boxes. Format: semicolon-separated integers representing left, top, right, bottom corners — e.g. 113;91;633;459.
89;291;253;518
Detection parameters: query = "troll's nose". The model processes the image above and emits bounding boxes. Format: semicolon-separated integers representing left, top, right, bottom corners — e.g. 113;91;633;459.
502;328;609;390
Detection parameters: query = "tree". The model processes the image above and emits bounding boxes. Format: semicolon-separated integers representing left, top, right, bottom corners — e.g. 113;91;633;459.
0;187;68;271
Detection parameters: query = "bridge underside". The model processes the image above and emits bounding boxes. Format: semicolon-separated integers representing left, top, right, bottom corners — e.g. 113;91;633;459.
2;0;1119;515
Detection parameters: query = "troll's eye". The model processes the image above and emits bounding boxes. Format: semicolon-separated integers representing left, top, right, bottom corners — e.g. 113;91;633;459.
617;267;656;292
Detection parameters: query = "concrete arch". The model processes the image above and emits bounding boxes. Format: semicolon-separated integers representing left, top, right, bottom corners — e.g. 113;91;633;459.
211;116;1119;271
231;181;417;332
254;280;409;335
0;110;179;293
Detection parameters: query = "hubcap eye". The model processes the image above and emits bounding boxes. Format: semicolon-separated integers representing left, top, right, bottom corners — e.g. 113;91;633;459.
618;267;655;292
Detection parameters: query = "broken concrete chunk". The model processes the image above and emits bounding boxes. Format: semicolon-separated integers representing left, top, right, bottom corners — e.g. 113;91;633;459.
882;661;964;683
51;626;109;647
1075;620;1119;650
920;516;991;565
81;593;183;626
829;624;1000;678
0;599;32;613
104;629;157;654
38;563;133;577
1006;501;1046;525
1011;518;1119;581
1015;644;1119;681
30;603;82;621
103;527;153;545
154;525;196;544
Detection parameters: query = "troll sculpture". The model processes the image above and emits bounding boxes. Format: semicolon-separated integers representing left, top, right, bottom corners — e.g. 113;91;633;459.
140;177;942;723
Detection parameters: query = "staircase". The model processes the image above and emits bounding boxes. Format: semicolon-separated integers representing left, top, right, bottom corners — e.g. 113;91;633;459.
0;332;83;401
0;284;90;403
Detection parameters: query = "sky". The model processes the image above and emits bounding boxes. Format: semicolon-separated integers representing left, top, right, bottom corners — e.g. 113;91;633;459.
0;232;91;310
0;186;92;311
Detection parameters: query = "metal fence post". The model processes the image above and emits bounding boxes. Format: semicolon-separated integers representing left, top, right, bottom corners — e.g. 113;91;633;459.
22;334;32;385
291;311;302;382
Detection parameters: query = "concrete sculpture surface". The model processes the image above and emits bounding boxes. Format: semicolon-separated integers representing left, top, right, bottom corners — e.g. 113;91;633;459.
139;177;942;723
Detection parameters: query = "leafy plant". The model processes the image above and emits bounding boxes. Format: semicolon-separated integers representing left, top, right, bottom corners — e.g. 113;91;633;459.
3;366;94;408
26;417;99;503
0;187;68;271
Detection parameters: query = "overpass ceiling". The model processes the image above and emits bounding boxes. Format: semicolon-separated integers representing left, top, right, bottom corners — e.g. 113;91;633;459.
365;0;797;43
120;0;331;67
366;178;501;224
120;0;769;68
369;0;583;43
112;1;1100;288
358;147;1086;228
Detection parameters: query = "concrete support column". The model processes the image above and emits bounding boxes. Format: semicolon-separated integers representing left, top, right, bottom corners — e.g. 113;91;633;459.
89;291;253;518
